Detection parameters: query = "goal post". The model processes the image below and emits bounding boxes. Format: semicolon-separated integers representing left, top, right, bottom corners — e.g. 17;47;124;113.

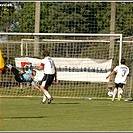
0;32;123;64
0;32;131;100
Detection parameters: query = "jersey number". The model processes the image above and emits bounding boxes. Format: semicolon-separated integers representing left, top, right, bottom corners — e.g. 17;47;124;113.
122;70;126;77
49;60;54;68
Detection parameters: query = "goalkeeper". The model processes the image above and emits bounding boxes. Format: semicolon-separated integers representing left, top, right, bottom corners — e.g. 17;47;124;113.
6;64;41;91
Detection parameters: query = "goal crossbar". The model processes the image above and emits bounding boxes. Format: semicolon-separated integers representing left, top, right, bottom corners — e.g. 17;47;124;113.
7;32;121;65
0;32;122;37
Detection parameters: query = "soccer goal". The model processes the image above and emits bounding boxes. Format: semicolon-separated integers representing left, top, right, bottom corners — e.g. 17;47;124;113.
0;33;132;100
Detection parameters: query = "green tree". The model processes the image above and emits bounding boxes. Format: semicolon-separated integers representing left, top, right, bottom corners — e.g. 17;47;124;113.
47;2;91;33
15;2;35;33
1;2;133;37
40;2;53;33
14;2;52;34
95;2;111;34
96;2;133;36
115;2;133;36
0;2;16;31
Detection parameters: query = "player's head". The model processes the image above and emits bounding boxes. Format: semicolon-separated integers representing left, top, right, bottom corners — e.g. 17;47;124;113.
32;69;36;76
43;50;50;57
121;58;126;64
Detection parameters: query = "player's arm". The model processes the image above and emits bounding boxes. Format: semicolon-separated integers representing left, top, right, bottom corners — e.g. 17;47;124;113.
106;69;115;79
29;73;34;80
33;84;41;91
28;71;40;88
31;80;41;91
35;63;44;70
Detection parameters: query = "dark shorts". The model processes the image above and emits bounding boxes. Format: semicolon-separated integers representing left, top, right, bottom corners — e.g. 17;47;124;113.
115;83;125;89
41;74;55;88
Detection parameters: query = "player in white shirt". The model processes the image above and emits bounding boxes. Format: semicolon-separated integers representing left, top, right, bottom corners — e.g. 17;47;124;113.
106;59;129;101
36;50;58;104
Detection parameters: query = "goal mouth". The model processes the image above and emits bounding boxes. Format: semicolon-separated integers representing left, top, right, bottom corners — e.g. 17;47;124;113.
0;32;131;100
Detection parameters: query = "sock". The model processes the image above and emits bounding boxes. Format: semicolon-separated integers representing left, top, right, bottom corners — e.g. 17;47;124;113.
113;88;117;99
42;94;47;102
118;88;123;98
44;91;51;99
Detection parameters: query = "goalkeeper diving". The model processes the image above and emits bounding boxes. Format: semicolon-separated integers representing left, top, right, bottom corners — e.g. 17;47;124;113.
6;64;41;91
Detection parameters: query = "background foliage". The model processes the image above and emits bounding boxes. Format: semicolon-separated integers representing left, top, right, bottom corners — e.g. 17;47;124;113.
0;2;133;37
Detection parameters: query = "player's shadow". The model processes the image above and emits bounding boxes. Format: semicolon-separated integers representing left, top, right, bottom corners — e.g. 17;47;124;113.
0;116;46;119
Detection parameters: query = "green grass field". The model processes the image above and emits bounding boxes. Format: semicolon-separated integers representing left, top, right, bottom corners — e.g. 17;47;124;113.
0;97;133;131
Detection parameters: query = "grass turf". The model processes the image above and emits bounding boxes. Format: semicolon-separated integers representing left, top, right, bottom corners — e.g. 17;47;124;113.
0;97;133;131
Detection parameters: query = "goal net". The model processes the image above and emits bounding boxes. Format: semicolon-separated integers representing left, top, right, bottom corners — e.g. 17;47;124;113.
0;33;132;100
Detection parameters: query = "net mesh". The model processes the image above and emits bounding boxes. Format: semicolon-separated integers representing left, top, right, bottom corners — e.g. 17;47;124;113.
0;33;131;100
0;2;133;99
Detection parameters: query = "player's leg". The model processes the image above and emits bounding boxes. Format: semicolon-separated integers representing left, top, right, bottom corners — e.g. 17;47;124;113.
112;83;118;101
6;63;12;68
112;88;117;101
11;67;20;75
41;94;47;104
117;88;122;101
40;74;54;104
6;65;25;82
45;85;53;104
6;64;19;75
117;83;124;101
46;75;55;104
10;67;25;82
40;75;51;103
40;84;53;104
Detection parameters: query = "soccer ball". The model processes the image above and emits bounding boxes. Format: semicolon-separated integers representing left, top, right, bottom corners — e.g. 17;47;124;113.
108;91;113;97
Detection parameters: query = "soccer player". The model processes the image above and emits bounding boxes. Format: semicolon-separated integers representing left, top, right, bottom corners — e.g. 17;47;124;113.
6;64;41;91
35;50;58;104
106;58;129;101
